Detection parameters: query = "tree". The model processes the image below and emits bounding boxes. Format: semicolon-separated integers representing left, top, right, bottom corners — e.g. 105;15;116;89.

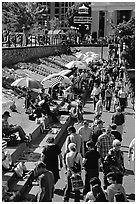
2;2;35;32
111;17;135;69
49;17;61;31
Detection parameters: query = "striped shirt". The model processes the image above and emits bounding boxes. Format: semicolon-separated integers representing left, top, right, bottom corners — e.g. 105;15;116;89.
97;133;115;159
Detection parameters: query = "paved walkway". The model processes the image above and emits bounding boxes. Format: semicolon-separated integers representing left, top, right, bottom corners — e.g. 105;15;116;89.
53;96;135;202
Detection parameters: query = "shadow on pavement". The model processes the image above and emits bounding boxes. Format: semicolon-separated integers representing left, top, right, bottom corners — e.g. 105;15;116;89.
54;189;84;201
84;111;94;115
125;169;134;176
126;193;135;201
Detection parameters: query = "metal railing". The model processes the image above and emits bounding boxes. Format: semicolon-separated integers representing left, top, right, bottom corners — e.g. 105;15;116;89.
2;33;65;48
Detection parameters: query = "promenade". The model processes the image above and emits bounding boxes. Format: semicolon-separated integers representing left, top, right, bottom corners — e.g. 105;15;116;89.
2;47;135;202
53;96;135;202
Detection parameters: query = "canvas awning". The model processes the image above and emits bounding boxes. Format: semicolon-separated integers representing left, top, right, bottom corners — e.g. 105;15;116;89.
47;30;64;35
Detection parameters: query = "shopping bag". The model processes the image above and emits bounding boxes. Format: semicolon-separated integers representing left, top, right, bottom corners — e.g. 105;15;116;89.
71;174;84;191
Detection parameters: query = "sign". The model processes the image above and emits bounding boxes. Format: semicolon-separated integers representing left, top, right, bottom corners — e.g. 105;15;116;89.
74;16;92;24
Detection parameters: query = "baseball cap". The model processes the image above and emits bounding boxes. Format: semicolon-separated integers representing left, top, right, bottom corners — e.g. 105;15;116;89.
2;111;11;117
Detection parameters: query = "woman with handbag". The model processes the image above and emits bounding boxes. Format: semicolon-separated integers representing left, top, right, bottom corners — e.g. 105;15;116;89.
63;143;83;202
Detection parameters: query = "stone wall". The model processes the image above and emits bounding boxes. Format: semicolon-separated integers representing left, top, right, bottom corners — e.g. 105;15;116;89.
2;45;67;67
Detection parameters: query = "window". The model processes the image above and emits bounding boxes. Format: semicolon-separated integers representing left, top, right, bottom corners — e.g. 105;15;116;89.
55;8;59;14
55;2;59;7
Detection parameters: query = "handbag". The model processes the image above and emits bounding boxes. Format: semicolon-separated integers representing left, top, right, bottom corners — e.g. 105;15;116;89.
71;174;84;191
71;152;81;173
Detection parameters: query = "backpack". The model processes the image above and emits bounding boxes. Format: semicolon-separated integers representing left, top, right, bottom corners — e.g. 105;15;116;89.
114;189;125;202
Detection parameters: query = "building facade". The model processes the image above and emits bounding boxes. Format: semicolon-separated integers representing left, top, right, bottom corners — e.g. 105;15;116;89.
34;2;135;38
91;2;135;38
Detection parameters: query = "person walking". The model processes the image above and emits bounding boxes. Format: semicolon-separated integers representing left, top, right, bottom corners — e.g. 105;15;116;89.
78;120;92;154
111;106;125;136
105;172;127;202
41;136;63;184
94;98;103;117
97;126;115;162
91;83;101;110
103;139;125;188
90;119;104;145
128;138;135;174
83;141;100;196
105;85;113;112
118;86;127;112
110;123;122;142
63;143;83;202
34;161;55;202
65;126;84;157
96;126;115;189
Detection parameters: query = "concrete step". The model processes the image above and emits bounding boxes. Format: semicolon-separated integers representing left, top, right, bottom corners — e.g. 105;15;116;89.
2;114;72;202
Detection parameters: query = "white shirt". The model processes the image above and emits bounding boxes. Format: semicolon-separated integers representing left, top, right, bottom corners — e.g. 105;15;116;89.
66;151;83;171
91;87;101;96
78;126;92;142
95;100;103;115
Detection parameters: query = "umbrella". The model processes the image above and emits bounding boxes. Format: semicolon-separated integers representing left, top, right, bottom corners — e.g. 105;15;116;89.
11;77;43;89
58;69;72;76
75;52;86;60
83;54;100;62
41;74;72;89
84;51;96;57
65;60;88;70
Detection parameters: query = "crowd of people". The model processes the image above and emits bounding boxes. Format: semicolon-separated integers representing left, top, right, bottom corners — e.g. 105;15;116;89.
2;55;135;202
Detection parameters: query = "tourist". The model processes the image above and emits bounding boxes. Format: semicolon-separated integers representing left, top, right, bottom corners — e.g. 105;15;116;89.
91;83;101;110
92;184;108;202
83;141;100;196
118;86;127;112
24;89;32;112
34;161;55;202
65;126;84;157
100;83;106;106
96;125;115;189
90;119;104;145
78;120;92;154
85;177;107;202
76;102;84;124
111;106;125;136
41;136;63;184
2;111;27;142
110;123;122;142
97;125;115;162
37;87;46;101
39;95;60;123
105;172;127;202
128;138;135;174
63;143;83;202
113;93;119;112
94;97;103;117
103;139;125;187
105;85;113;112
